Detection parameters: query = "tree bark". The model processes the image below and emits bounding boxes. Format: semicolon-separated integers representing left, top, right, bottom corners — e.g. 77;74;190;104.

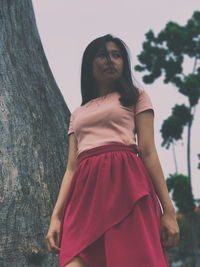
172;140;178;173
185;107;200;266
187;111;192;186
0;0;70;266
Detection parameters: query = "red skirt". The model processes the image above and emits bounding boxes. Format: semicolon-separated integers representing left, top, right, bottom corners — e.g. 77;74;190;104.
59;143;169;267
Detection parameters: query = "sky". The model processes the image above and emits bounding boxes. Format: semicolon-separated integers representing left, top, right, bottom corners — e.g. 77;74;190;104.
32;0;200;199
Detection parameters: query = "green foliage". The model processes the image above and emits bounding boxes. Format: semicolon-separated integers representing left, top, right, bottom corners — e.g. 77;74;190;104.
160;116;183;148
167;215;200;265
177;218;193;258
135;10;200;264
157;21;189;55
135;10;200;101
166;173;195;214
184;11;200;57
172;104;193;124
160;104;193;148
194;198;200;206
180;73;200;106
163;55;183;84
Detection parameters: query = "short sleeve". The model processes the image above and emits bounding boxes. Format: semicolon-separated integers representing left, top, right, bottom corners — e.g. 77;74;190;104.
68;113;74;135
134;90;154;117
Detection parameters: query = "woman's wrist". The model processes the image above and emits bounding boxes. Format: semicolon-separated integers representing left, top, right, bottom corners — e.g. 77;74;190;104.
163;205;176;215
51;209;63;220
161;198;176;214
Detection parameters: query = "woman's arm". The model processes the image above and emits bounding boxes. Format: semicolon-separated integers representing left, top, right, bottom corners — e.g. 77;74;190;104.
46;133;78;253
51;133;78;219
51;168;76;219
135;110;174;213
135;110;180;248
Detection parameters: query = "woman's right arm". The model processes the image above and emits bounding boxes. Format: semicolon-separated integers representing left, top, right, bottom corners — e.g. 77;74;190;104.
51;133;78;219
46;133;78;253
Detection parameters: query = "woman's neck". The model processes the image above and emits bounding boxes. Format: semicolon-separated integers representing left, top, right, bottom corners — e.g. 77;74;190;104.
97;82;115;96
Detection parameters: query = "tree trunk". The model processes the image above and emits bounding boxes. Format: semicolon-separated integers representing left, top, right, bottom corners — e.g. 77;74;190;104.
0;0;70;266
187;112;192;186
187;215;200;267
172;140;178;173
186;107;200;266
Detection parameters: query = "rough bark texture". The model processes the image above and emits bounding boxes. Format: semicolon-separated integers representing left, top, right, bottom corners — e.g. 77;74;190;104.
0;0;70;266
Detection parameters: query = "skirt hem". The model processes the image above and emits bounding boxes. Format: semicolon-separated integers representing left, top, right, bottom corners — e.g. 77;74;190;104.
60;193;150;267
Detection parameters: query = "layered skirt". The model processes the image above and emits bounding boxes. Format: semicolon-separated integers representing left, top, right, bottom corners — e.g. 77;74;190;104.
59;143;169;267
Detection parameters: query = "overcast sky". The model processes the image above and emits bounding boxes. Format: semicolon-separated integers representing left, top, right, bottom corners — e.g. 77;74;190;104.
32;0;200;199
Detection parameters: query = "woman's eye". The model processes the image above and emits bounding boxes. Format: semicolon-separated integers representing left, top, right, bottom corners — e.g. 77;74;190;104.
96;52;121;59
113;53;121;58
96;53;106;58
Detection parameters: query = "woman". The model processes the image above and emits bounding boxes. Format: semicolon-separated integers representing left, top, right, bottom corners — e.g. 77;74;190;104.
46;34;180;267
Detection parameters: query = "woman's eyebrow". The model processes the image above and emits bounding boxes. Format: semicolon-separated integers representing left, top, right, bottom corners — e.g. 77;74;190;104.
107;49;121;53
96;48;121;54
112;50;121;52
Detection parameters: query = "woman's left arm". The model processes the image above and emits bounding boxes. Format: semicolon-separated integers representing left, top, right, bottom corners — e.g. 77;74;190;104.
135;110;180;248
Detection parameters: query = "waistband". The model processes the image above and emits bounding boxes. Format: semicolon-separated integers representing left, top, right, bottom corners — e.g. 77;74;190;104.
77;143;138;165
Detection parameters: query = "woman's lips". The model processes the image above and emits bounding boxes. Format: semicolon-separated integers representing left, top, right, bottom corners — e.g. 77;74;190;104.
104;67;116;72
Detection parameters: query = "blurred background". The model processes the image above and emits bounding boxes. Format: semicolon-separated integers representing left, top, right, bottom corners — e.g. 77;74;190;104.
32;0;200;199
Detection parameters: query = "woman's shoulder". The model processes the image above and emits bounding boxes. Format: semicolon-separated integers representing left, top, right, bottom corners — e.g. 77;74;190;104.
134;88;154;117
69;106;82;119
137;88;152;101
138;88;148;95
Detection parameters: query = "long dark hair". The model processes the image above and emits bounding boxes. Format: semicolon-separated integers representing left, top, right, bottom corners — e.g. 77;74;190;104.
80;34;140;107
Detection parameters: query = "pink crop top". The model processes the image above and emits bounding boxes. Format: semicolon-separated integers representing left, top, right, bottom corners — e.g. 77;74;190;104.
68;89;154;158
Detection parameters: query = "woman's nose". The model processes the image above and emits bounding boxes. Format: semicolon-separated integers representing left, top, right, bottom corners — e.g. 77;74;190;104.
105;54;113;64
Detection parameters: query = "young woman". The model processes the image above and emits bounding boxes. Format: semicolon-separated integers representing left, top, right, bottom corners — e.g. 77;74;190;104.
46;34;180;267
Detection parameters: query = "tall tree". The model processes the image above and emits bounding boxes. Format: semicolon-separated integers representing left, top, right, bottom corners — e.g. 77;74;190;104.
135;11;200;186
166;174;200;265
135;10;200;266
0;0;70;266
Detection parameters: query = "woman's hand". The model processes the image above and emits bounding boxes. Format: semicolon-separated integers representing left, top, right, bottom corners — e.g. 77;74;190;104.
160;211;180;248
45;216;61;253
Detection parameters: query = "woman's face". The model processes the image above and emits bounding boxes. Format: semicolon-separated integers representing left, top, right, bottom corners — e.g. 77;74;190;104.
92;41;124;85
